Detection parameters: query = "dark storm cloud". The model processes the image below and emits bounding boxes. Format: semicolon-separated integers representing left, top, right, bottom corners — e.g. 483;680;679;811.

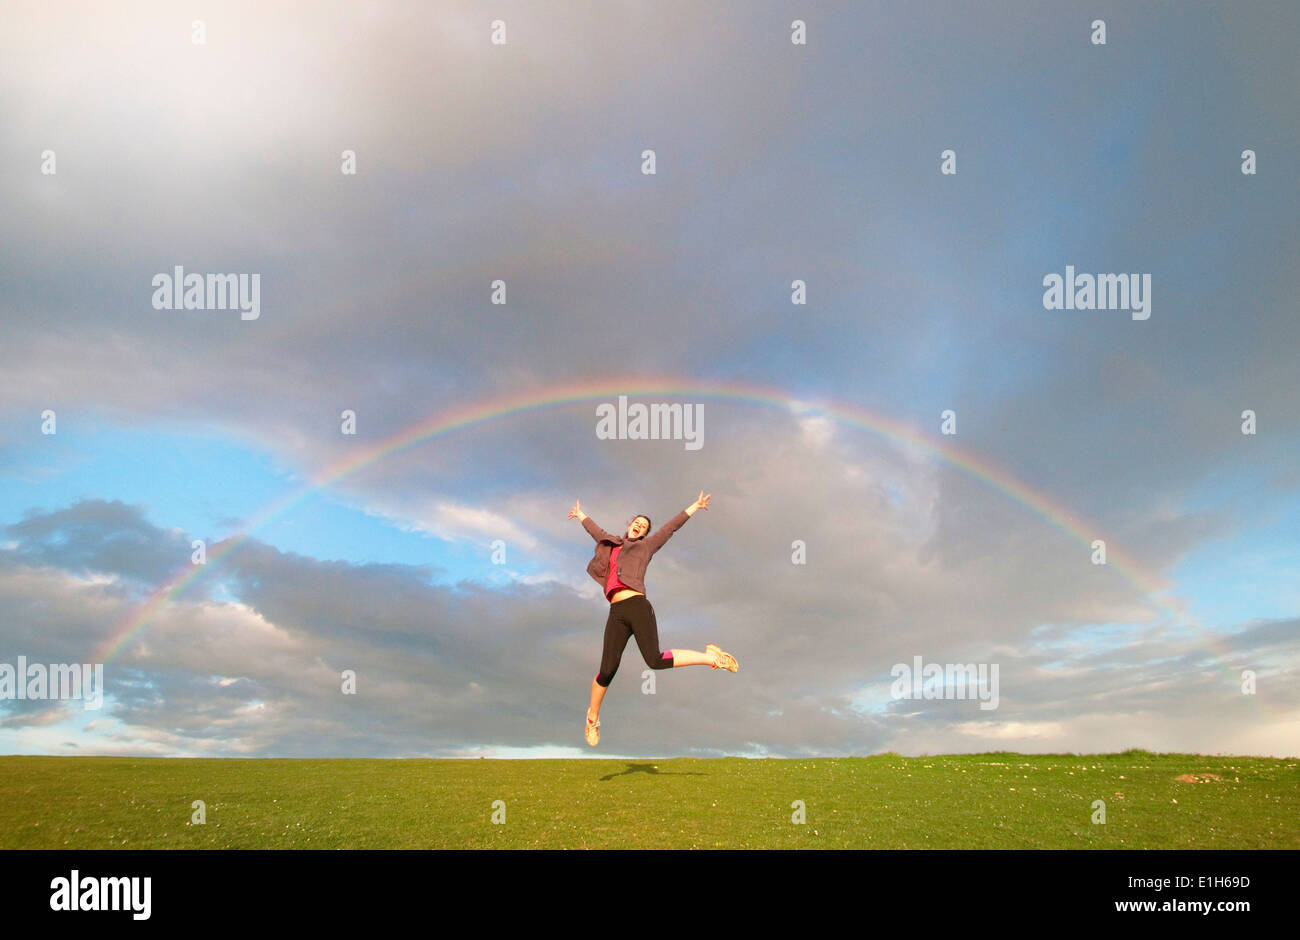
4;499;195;590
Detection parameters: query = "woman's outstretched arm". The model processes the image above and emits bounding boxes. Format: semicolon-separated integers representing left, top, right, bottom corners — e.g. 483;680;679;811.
570;498;615;542
646;490;710;553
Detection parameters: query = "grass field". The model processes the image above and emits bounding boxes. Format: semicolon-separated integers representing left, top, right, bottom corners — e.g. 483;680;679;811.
1;751;1295;849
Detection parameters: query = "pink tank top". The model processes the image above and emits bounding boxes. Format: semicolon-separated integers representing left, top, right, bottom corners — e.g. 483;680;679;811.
605;543;631;598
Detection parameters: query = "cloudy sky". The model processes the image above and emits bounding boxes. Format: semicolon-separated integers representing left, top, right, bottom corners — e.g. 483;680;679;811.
2;0;1297;759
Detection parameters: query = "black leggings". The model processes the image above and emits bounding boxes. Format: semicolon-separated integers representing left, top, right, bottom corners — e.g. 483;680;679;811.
596;594;674;687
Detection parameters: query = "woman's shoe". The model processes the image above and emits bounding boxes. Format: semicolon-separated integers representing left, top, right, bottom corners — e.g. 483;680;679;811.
706;644;738;672
585;712;600;746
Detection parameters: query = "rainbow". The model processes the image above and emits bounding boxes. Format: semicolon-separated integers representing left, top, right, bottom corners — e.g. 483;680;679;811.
95;374;1206;667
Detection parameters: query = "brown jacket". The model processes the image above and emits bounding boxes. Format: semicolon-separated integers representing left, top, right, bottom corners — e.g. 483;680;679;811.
582;510;691;597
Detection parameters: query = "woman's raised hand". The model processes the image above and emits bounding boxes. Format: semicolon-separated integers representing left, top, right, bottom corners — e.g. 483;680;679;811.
568;499;585;521
693;491;711;512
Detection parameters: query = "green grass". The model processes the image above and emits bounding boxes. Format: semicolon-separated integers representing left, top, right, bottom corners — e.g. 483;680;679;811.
1;752;1295;849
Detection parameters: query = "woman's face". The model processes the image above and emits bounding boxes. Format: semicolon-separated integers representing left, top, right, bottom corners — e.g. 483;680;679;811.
626;516;650;539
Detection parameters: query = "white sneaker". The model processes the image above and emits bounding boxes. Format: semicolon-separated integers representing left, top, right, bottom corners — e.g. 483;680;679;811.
707;644;738;672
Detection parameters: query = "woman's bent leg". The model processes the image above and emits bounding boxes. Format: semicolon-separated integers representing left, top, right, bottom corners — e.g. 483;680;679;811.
629;597;682;670
625;597;737;671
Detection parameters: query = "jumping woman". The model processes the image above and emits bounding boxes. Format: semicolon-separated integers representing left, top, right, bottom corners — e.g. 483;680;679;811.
569;490;738;746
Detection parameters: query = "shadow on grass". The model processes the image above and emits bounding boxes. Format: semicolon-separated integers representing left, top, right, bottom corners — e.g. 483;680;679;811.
600;763;707;781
